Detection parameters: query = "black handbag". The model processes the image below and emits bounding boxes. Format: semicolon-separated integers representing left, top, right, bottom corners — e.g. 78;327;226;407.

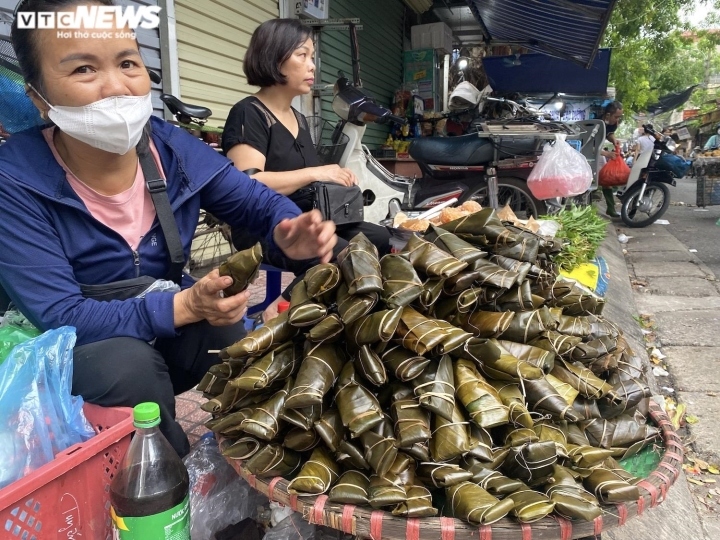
290;181;364;225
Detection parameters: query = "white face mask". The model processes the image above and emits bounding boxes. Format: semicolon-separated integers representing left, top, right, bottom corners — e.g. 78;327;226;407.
33;88;153;155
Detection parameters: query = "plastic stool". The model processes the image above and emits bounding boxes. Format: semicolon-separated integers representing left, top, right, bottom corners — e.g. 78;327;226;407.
247;264;284;315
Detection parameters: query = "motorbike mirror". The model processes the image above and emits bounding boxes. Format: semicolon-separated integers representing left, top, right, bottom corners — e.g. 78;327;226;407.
665;139;677;152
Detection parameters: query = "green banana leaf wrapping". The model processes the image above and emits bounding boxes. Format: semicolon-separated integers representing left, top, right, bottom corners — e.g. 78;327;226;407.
219;436;262;460
453;337;502;362
368;474;407;508
336;282;378;325
470;468;524;497
493;236;539;264
200;382;270;414
417;462;473;488
308;313;345;342
497;340;555;373
286;341;346;409
431;320;473;355
544;465;602;521
387;452;417;486
380;254;424;308
571;397;602;420
419;277;446;309
498;306;557;343
380;344;430;381
197;372;228;398
355;344;387;386
221;311;299;359
446;481;516;525
314;409;345;452
396;306;447;355
474;342;544;382
454;358;509;428
434;289;481;320
426;224;487;263
411;354;456;421
229;341;300;391
502;441;558;487
582;416;660;450
360;429;399;476
304;263;341;299
245;444;302;478
198;360;247;395
336;233;383;294
392;485;438;518
507;481;556;523
566;444;616;469
489;254;532;284
347;308;403;347
404;234;468;278
554;314;593;337
522;375;583;422
551;358;616;400
391;386;432;447
329;471;370;505
405;443;431;462
279;402;323;431
337;439;371;470
589;317;621;339
528;331;582;357
456;310;515;339
461;449;511;476
532;420;568;454
570;336;617;362
470;257;520;288
283;426;320;452
218;243;262;296
288;280;327;327
286;446;341;495
466;425;496;461
597;373;651;419
582;467;640;503
566;424;591;446
488;380;534;429
239;379;292;441
336;362;385;437
496;280;544;312
207;408;253;437
443;268;483;295
503;426;539;447
440;208;520;246
430;401;471;462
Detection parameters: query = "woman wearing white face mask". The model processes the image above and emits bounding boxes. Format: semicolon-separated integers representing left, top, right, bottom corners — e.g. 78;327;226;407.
0;0;337;457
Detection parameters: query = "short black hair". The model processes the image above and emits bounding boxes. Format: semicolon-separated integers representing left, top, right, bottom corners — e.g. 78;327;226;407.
11;0;115;93
604;100;623;116
243;18;312;88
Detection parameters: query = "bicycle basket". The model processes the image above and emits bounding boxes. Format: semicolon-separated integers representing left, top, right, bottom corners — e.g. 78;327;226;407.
0;37;44;134
306;116;349;165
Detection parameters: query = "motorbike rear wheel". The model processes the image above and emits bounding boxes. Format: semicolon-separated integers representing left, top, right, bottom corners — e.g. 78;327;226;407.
466;177;547;219
620;181;670;228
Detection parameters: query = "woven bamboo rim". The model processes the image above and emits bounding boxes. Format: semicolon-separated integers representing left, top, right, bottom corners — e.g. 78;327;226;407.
223;400;683;540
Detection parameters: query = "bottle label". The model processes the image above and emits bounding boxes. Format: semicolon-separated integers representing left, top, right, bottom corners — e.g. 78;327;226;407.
111;496;190;540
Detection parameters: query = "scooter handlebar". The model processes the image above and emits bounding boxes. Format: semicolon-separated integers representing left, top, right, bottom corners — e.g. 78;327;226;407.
381;113;408;126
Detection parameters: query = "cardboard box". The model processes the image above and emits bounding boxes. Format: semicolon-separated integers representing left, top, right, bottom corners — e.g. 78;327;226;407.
411;22;454;54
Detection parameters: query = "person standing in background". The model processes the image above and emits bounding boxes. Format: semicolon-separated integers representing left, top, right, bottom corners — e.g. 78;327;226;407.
599;101;623;217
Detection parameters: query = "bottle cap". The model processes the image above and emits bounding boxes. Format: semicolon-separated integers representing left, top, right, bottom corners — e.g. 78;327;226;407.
133;402;161;428
277;300;291;313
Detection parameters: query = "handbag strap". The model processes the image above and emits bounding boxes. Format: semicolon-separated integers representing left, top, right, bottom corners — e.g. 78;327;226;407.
136;133;184;286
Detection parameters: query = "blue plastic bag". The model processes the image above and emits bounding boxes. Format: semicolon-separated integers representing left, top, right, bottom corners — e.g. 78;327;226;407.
655;153;692;179
0;326;95;488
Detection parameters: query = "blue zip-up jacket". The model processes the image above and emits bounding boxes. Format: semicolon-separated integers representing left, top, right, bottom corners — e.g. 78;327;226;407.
0;116;301;346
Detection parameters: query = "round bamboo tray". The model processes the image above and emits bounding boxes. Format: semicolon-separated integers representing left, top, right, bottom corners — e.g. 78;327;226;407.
223;400;683;540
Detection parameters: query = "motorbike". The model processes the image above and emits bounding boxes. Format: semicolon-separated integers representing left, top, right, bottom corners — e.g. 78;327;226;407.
618;124;680;228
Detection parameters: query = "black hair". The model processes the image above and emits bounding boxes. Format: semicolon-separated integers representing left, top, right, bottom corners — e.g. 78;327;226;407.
11;0;116;93
603;100;623;116
243;18;312;88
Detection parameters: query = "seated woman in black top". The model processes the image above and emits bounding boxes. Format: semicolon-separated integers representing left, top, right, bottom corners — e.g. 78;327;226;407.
222;18;392;319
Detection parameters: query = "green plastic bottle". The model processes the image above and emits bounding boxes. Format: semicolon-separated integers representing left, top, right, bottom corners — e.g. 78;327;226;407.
110;403;190;539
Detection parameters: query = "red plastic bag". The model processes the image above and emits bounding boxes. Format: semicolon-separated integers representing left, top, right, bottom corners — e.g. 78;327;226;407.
599;145;630;187
527;134;593;200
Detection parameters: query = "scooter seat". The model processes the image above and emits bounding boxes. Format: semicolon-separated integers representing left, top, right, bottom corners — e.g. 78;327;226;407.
409;133;540;166
409;133;494;166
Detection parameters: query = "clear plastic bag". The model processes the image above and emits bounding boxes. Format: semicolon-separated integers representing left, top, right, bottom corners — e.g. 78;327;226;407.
0;326;94;488
527;133;593;199
183;435;269;540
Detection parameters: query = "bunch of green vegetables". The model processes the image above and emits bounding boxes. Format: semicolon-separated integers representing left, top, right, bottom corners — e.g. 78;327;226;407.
542;205;607;272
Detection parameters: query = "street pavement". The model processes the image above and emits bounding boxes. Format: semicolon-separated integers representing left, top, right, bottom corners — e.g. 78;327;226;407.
596;177;720;539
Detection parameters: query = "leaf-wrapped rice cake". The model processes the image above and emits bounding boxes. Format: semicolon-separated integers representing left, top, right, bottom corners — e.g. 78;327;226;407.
245;444;302;478
418;277;446;309
239;379;292;441
474;342;544;382
506;481;556;522
522;375;583;422
360;429;399;476
498;306;557;343
313;409;345;452
337;439;371;470
288;280;327;327
470;257;520;289
304;262;341;299
380;344;430;382
496;280;544;312
497;339;555;373
411;354;455;420
337;233;383;294
286;341;346;409
218;243;262;296
528;331;582;358
456;310;515;339
229;341;301;391
283;426;320;452
391;485;438;517
489;254;532;283
425;224;487;264
355;344;387;386
440;207;520;247
221;310;298;359
582;466;640;503
454;359;509;428
488;380;534;429
446;481;515;525
346;308;403;347
390;385;431;447
329;471;370;505
287;446;340;495
544;465;602;521
431;320;472;355
396;306;447;355
430;401;471;461
551;358;617;400
368;475;407;508
307;313;345;342
380;254;423;308
336;362;385;437
336;282;378;325
279;402;323;431
470;468;524;497
220;436;262;460
404;234;468;278
417;462;473;488
502;440;558;487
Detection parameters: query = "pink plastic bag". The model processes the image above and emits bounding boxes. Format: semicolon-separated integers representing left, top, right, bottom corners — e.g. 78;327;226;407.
527;134;593;200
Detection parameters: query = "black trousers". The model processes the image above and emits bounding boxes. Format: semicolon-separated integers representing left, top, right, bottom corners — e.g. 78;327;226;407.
232;221;392;299
71;320;246;457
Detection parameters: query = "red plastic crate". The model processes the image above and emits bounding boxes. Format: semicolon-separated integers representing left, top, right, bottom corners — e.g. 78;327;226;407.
0;403;135;540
